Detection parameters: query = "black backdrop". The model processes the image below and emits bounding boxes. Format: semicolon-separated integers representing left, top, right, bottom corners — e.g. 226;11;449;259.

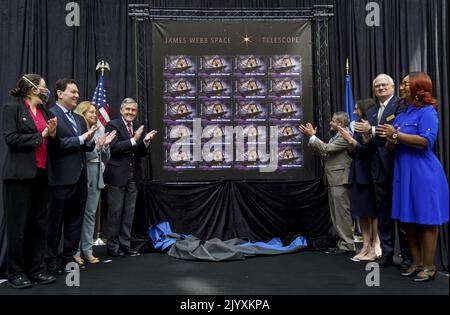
0;0;448;275
144;179;330;242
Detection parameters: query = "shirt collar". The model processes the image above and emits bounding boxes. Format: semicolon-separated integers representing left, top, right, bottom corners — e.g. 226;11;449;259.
23;99;41;110
56;102;71;114
122;117;133;127
23;99;31;109
380;95;394;107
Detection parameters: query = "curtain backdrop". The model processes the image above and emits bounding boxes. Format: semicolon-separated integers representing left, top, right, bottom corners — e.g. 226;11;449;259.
1;0;448;275
141;179;330;242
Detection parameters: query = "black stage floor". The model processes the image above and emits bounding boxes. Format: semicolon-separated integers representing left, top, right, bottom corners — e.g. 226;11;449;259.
0;246;448;295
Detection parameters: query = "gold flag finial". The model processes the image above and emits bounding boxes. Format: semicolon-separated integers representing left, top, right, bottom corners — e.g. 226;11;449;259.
346;58;349;75
96;60;111;76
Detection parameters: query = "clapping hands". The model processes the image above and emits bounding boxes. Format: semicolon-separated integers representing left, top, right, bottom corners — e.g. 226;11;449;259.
144;130;157;143
353;119;371;134
337;126;356;147
133;125;145;142
104;130;117;146
299;123;317;137
82;124;100;142
96;130;117;151
42;117;58;138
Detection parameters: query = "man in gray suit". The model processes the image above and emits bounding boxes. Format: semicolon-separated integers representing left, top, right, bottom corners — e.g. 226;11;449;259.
300;112;355;255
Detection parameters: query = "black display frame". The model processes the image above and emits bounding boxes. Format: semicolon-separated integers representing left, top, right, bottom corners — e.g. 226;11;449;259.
128;5;334;182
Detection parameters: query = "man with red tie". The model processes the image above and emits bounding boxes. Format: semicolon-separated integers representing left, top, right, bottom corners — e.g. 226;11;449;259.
103;98;157;257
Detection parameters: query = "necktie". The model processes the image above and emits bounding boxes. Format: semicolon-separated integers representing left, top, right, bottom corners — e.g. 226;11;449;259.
127;123;133;138
66;111;79;135
377;104;385;124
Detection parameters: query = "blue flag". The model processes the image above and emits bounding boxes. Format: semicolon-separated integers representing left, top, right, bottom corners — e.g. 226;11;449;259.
345;74;355;120
345;74;355;131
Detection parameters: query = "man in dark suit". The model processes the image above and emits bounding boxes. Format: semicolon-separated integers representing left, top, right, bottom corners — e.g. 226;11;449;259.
354;74;411;269
103;98;157;257
46;79;98;275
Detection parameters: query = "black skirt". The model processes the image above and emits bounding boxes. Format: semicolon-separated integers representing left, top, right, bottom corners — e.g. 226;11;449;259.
350;183;378;218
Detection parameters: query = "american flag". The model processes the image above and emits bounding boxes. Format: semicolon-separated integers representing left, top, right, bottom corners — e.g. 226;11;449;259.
92;74;111;128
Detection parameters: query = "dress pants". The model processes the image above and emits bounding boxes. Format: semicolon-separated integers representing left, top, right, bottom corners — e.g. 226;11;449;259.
3;169;48;279
46;176;87;264
374;180;410;260
76;164;101;257
328;185;355;251
105;179;137;252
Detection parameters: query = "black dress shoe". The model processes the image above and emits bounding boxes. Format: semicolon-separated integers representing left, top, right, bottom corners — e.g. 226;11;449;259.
63;259;87;272
8;276;33;289
326;247;355;255
121;247;138;255
398;259;412;271
47;263;64;276
107;249;125;257
377;256;395;268
326;247;339;253
30;273;56;285
333;249;355;255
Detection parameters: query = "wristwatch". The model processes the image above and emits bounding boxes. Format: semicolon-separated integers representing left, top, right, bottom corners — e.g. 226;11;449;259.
392;131;398;140
391;131;398;144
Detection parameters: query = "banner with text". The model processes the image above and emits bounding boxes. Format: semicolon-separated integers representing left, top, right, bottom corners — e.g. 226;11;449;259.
151;21;314;181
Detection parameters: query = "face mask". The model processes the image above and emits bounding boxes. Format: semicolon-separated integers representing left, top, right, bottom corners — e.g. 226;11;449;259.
22;76;49;103
38;88;51;103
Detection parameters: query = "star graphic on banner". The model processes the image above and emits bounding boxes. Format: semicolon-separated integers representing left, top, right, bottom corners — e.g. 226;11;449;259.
239;33;254;48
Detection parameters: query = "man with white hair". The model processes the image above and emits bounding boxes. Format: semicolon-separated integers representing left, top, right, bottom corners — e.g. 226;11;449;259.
354;74;411;269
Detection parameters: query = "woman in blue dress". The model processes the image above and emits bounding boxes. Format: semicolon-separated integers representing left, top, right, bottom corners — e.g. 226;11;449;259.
378;72;449;282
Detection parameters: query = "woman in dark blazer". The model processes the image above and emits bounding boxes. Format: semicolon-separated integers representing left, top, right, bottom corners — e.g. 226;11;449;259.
338;99;381;262
2;74;57;289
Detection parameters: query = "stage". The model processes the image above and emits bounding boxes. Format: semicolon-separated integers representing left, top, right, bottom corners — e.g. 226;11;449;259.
0;245;447;296
0;0;448;289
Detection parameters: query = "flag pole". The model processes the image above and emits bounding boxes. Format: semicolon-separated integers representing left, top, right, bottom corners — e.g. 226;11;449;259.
345;57;360;240
93;201;105;245
93;60;111;247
